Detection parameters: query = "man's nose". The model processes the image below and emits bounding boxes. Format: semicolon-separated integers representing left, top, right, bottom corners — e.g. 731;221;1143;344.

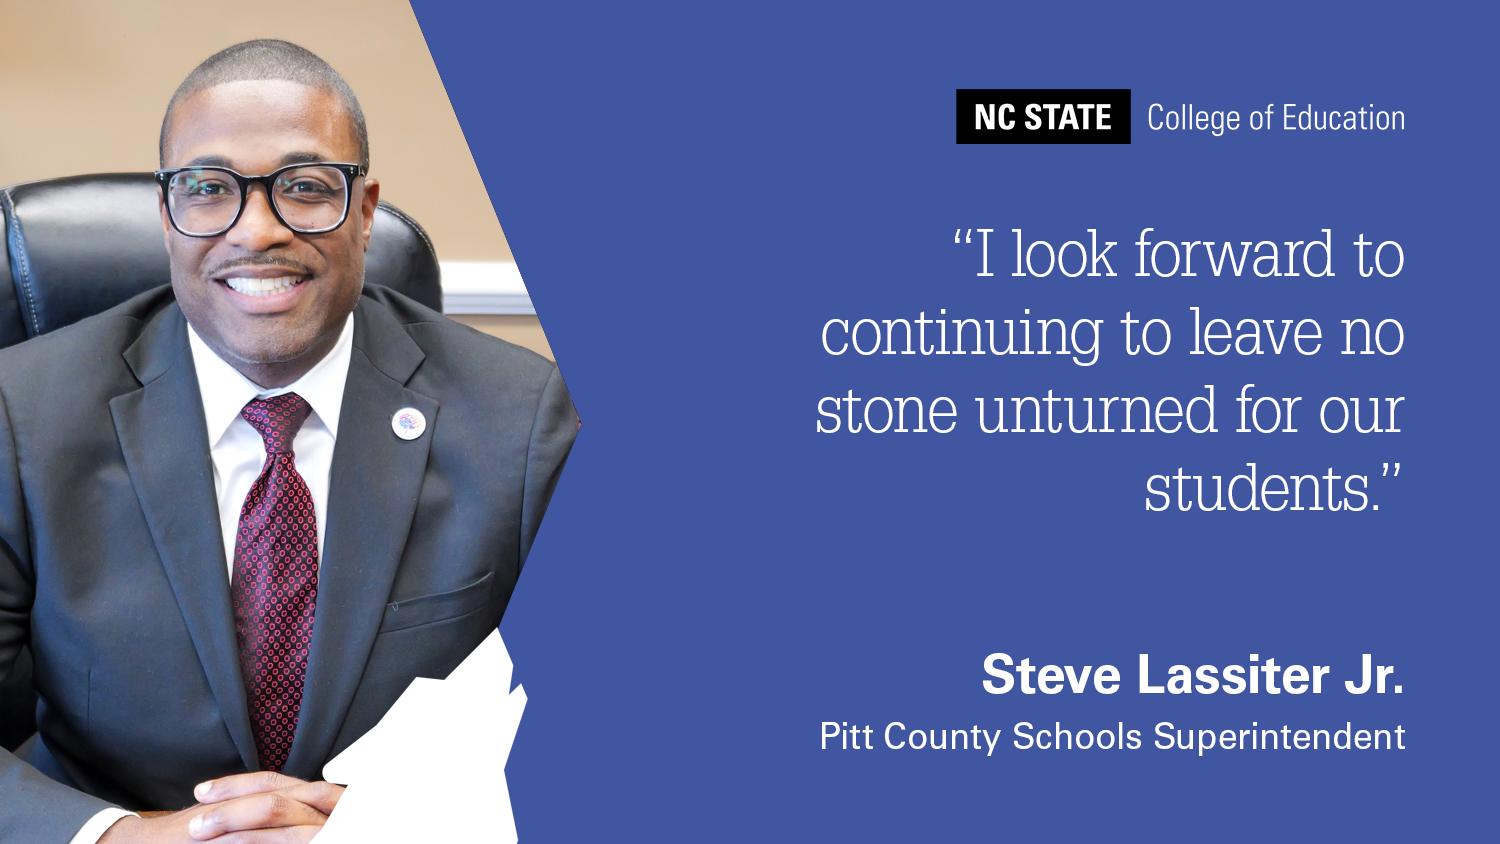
224;184;295;251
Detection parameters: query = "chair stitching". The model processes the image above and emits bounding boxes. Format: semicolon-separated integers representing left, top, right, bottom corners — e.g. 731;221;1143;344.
1;190;40;337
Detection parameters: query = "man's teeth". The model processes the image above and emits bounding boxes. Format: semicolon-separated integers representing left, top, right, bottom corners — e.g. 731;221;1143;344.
225;276;302;296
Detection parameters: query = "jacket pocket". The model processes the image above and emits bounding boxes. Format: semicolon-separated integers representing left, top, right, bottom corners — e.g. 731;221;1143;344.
378;571;493;633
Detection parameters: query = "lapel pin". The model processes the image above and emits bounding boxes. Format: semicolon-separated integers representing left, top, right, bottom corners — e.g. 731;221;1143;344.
392;407;427;440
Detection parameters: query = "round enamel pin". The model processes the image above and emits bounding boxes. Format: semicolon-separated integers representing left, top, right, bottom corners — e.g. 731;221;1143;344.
392;407;427;440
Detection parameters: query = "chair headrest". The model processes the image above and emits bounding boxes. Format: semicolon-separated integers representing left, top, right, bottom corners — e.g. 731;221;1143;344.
0;173;442;347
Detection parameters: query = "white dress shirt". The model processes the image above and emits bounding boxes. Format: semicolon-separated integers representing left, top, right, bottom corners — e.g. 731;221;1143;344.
70;314;354;844
192;315;352;576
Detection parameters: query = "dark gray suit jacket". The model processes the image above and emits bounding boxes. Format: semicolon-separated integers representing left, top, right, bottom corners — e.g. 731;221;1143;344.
0;285;577;841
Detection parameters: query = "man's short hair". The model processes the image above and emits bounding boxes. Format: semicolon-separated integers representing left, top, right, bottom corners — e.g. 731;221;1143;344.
160;39;370;170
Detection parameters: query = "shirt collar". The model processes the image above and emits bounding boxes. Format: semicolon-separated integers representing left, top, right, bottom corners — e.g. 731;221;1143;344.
187;313;355;448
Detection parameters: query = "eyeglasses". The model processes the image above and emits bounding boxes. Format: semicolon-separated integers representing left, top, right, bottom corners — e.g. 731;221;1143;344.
153;162;367;237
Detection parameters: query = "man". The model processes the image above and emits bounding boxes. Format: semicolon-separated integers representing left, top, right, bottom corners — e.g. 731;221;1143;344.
0;40;577;842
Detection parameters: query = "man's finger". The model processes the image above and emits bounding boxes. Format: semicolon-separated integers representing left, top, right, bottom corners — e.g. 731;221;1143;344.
198;827;324;844
195;771;308;803
186;792;327;840
278;780;346;816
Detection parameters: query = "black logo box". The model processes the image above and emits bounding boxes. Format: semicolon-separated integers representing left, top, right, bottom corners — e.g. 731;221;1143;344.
957;89;1131;144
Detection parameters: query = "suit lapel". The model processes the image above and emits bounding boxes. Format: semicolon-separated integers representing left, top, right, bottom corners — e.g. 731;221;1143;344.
109;304;260;771
283;297;437;777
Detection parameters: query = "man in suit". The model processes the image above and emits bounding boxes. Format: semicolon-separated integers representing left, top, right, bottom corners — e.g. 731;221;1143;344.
0;40;577;843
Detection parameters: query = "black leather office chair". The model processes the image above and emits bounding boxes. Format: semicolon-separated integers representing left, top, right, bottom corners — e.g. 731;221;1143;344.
0;173;443;750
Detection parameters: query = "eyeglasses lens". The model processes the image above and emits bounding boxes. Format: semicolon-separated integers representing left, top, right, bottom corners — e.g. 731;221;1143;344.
167;170;242;236
271;166;349;232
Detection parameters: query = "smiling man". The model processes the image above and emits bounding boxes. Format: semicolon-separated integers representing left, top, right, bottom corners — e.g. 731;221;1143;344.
0;41;577;843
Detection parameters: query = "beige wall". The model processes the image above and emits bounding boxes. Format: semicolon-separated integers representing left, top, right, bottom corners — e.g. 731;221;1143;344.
0;0;551;358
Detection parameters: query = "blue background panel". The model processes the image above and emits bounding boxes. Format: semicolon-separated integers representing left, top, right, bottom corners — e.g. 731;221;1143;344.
410;2;1495;839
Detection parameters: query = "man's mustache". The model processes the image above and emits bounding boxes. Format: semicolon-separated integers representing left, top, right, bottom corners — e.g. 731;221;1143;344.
204;255;316;278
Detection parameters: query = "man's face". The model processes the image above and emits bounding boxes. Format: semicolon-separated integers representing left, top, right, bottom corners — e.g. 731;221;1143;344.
160;80;379;378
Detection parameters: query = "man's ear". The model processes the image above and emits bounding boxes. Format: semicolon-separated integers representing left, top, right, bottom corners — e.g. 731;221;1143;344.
159;192;173;250
358;177;380;252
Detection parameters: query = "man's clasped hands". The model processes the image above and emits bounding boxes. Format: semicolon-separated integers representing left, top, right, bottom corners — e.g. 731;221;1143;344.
99;772;344;844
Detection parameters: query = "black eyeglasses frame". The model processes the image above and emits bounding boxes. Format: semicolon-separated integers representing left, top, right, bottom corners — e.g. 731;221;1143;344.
152;162;368;237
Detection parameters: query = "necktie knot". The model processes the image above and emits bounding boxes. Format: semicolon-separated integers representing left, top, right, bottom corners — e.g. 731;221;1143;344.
242;393;312;454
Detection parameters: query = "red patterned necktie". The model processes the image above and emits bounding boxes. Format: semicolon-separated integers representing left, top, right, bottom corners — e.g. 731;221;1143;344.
231;392;318;772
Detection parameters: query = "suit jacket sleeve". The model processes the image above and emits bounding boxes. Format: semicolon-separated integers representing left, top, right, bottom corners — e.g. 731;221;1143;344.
518;364;577;567
0;385;121;842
